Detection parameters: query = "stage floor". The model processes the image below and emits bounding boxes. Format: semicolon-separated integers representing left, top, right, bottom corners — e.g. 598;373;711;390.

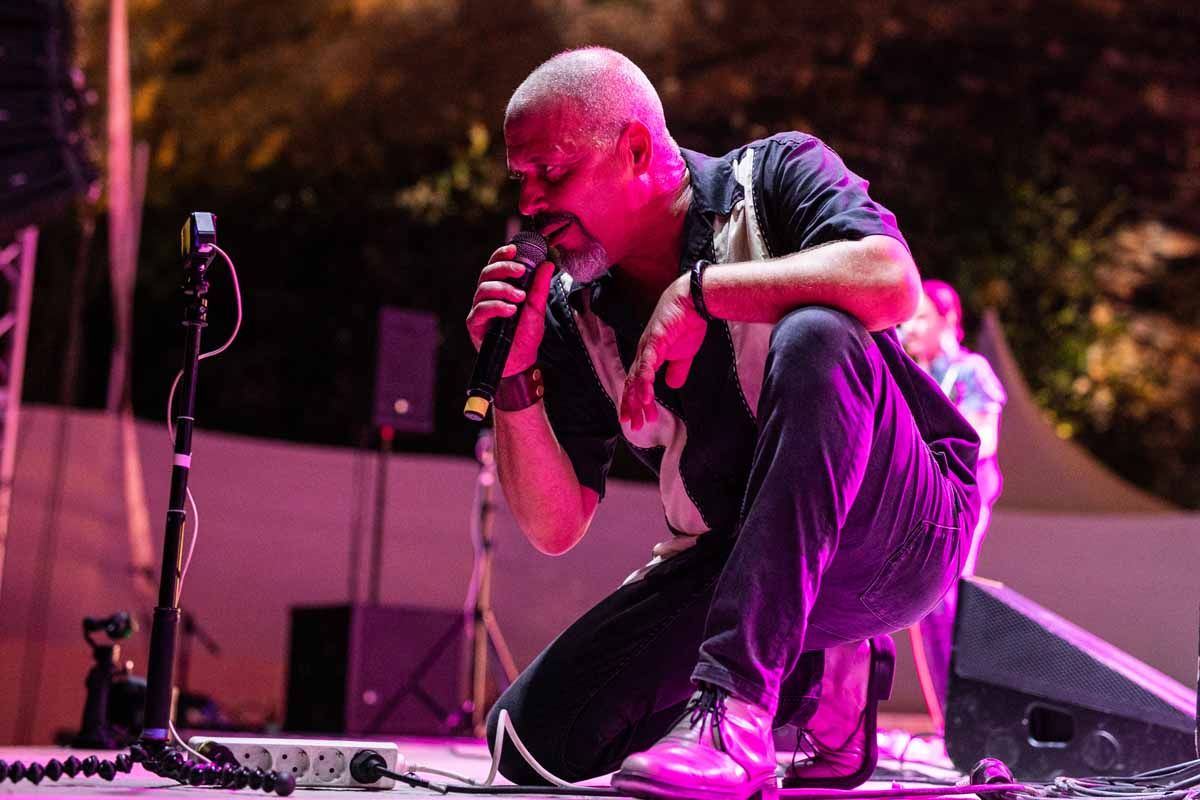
0;715;961;798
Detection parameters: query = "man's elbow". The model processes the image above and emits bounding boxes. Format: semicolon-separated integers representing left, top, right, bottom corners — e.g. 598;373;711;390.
507;479;597;556
533;535;577;557
862;237;920;330
523;495;595;556
529;520;588;556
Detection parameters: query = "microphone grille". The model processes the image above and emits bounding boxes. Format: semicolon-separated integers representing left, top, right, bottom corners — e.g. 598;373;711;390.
510;230;549;266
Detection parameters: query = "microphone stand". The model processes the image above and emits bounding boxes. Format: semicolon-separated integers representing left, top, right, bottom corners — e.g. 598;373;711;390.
139;218;214;753
0;215;297;794
460;428;519;736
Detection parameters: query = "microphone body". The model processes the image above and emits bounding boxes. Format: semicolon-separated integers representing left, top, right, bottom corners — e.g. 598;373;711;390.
464;231;549;421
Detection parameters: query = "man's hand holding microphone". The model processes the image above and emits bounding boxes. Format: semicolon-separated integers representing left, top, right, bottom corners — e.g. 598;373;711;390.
464;232;556;420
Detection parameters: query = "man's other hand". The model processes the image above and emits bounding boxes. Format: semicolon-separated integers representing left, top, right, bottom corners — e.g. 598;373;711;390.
620;274;708;431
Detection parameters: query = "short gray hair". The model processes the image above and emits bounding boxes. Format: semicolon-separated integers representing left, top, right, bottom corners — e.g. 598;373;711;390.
506;47;675;152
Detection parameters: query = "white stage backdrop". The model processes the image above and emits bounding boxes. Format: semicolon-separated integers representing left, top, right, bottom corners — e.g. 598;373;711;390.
0;405;1196;745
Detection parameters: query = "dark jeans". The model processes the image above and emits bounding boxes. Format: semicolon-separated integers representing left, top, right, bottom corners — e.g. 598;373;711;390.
487;307;971;784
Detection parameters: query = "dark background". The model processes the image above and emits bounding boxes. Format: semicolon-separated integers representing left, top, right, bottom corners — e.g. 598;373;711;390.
25;0;1200;506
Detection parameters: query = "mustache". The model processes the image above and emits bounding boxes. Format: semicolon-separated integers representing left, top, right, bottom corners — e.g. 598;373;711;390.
531;212;578;233
535;211;580;226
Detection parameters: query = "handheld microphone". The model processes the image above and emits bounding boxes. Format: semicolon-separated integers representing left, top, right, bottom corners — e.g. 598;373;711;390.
464;231;549;421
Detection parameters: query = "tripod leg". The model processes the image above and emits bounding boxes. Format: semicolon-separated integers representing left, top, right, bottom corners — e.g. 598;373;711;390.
482;610;519;685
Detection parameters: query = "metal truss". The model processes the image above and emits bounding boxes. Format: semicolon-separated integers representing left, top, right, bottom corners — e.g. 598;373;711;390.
0;226;39;601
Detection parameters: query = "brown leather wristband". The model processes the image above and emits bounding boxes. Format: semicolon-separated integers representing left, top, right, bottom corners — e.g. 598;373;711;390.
494;363;545;412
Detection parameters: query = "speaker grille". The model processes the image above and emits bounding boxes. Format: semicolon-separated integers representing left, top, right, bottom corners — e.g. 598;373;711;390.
954;579;1195;732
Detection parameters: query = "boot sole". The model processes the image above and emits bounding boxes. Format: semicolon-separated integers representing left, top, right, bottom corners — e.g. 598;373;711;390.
612;772;778;800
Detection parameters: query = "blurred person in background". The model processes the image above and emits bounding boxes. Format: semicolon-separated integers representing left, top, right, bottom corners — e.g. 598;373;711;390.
900;278;1006;726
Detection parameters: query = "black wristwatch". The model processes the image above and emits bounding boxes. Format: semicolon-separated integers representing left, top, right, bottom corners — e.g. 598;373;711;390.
690;259;716;322
494;363;545;412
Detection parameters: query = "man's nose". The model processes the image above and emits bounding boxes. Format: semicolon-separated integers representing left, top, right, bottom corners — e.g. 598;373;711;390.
518;180;547;217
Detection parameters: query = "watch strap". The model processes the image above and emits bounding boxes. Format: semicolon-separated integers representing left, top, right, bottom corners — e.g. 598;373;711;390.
690;259;715;321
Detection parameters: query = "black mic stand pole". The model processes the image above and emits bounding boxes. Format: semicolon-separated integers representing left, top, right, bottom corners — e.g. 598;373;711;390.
140;213;216;754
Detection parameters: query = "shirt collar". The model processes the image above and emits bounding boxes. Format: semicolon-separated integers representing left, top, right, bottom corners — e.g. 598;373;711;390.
680;147;737;216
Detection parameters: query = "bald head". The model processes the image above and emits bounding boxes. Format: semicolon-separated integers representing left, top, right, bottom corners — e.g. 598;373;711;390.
502;49;689;280
506;47;676;156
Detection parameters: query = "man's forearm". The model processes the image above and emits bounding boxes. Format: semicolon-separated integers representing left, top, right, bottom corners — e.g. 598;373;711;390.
702;235;920;331
494;402;598;556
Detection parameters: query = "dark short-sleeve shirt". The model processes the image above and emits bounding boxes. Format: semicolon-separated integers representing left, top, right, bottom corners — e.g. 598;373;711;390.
535;133;976;541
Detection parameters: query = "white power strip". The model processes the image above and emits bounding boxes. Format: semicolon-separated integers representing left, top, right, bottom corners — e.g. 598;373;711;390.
186;735;404;789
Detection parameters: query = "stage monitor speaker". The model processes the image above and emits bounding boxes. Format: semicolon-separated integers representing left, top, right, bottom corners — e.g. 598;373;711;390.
372;308;437;434
945;577;1197;779
284;604;466;736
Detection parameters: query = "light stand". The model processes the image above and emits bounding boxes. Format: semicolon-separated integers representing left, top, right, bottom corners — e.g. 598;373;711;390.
367;424;394;605
460;428;519;737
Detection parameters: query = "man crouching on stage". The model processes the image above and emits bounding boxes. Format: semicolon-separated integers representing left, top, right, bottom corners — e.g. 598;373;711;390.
465;47;981;800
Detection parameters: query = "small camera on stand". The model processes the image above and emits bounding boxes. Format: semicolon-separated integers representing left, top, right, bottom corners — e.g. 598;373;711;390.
62;611;148;749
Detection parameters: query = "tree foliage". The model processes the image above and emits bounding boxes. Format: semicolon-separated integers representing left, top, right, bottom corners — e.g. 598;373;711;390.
27;0;1199;506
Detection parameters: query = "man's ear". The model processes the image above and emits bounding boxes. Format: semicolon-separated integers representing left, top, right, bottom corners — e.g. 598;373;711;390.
620;120;654;176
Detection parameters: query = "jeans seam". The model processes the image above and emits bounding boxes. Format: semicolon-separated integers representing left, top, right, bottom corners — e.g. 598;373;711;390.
857;520;925;626
808;618;843;638
859;519;962;631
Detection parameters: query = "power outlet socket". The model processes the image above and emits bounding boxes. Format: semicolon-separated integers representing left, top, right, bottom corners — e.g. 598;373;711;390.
310;746;347;783
187;736;403;789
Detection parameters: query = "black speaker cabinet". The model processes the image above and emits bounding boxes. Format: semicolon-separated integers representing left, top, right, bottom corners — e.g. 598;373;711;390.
372;308;438;434
285;604;464;736
946;578;1197;779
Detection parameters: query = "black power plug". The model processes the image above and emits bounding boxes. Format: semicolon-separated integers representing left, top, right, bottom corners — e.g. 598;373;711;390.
349;750;388;784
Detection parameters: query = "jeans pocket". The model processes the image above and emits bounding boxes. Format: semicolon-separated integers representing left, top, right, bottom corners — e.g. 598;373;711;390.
858;519;962;631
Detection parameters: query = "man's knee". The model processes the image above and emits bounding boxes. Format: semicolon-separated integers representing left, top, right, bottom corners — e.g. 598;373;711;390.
768;309;873;388
769;306;870;368
486;688;618;785
486;686;589;785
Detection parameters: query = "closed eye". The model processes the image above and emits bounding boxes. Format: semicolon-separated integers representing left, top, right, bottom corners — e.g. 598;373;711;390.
509;164;568;184
540;164;567;183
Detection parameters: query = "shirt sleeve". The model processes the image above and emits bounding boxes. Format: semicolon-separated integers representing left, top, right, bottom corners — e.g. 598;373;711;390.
537;280;621;499
954;353;1007;416
758;134;909;254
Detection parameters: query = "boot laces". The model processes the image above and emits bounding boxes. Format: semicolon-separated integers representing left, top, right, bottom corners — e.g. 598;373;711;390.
687;685;728;752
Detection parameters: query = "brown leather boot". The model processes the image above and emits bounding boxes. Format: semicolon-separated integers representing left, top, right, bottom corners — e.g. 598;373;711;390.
779;635;895;789
613;684;778;800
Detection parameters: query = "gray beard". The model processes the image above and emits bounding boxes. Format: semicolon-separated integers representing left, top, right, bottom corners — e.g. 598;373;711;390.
557;239;610;285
